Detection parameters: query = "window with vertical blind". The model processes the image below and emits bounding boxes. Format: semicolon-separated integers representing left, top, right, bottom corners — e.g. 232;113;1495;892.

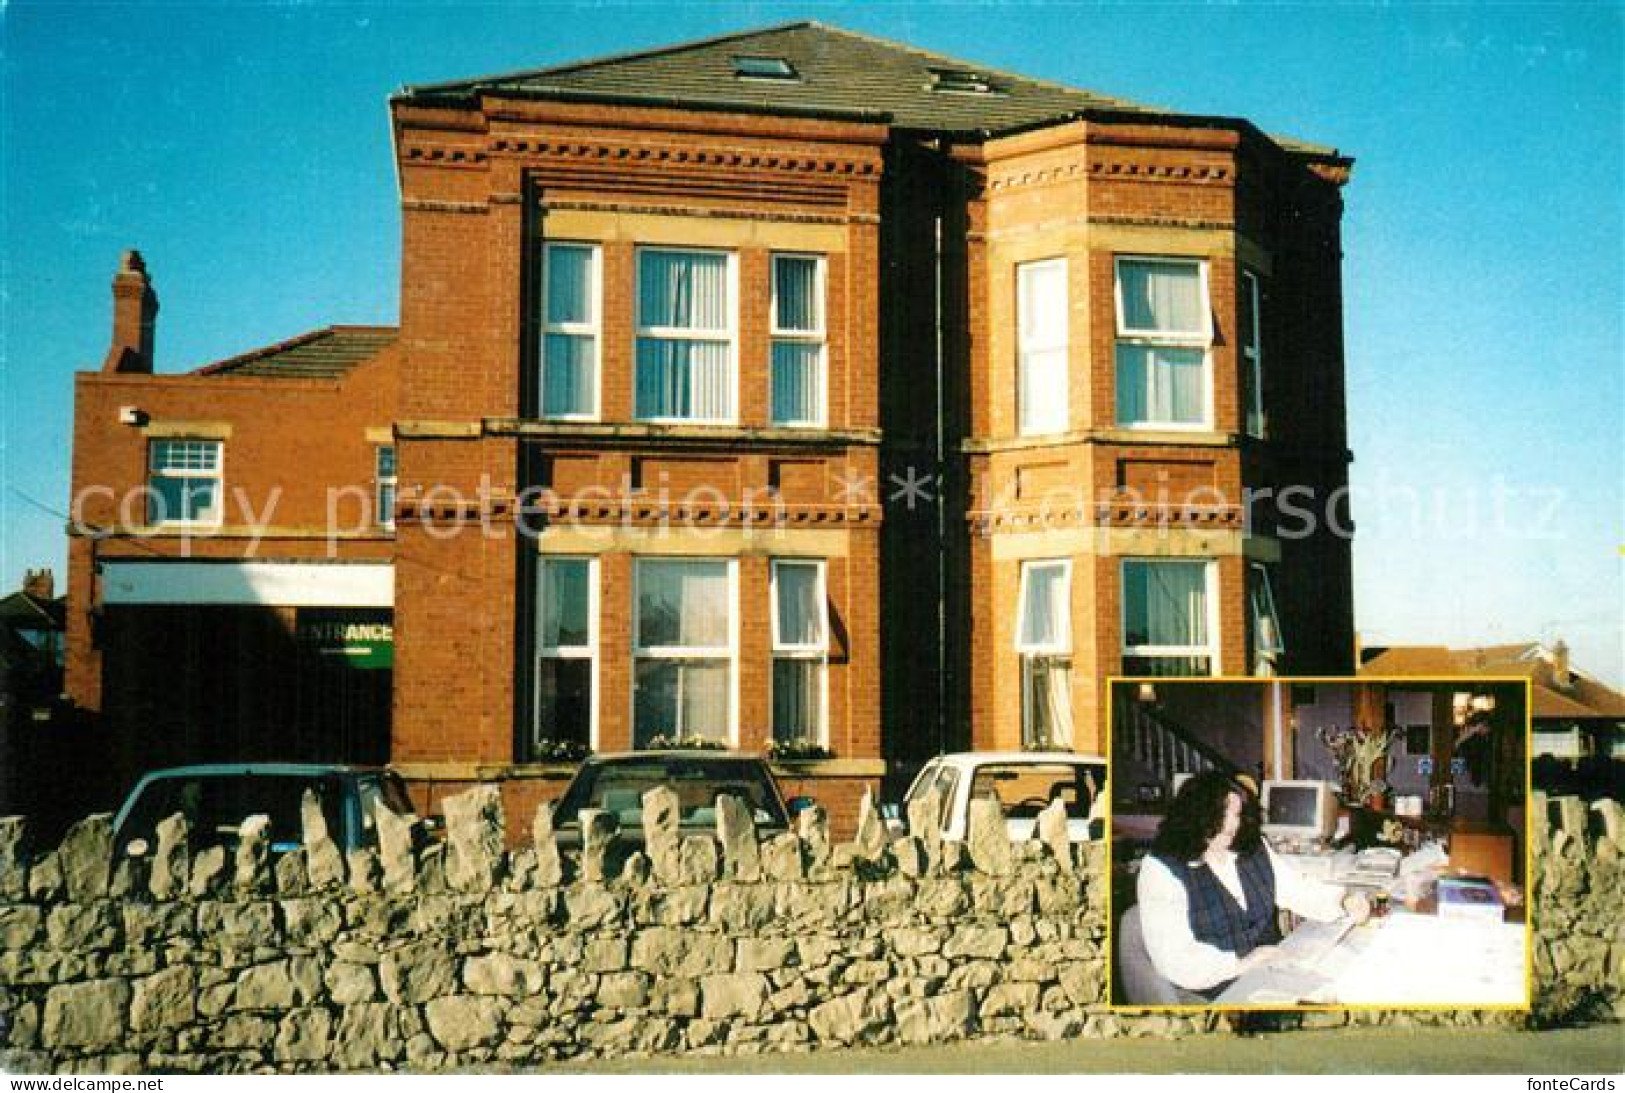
535;557;595;752
1114;257;1211;428
635;248;735;422
1248;562;1285;675
1241;270;1265;438
1017;259;1068;435
771;254;826;426
771;559;828;745
540;242;600;419
633;559;735;746
1016;560;1073;748
1121;558;1217;676
147;440;222;526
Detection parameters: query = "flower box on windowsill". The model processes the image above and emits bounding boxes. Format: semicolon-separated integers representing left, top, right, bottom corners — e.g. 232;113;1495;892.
769;757;886;779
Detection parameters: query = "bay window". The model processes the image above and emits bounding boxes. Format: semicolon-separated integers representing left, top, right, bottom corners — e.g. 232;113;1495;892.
1114;257;1211;428
771;559;828;745
1247;562;1285;675
635;248;735;422
1016;559;1073;748
147;439;221;526
1241;270;1265;438
771;254;825;426
633;559;735;745
535;557;596;751
1017;259;1068;435
540;242;600;419
1121;558;1217;676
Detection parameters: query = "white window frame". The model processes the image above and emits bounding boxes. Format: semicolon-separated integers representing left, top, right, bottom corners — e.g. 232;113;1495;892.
1248;561;1285;674
634;246;738;424
375;445;397;530
1112;255;1214;430
1241;269;1265;438
770;558;829;746
1119;558;1220;676
631;557;739;745
540;241;602;421
147;439;223;528
769;252;827;427
1017;258;1069;436
1016;559;1074;748
535;555;599;752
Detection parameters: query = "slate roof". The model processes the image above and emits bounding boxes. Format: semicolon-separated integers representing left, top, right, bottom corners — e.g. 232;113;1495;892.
194;326;397;380
1360;643;1625;721
399;21;1336;155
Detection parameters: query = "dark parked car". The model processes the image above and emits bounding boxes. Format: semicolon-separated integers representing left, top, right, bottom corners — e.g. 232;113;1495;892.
552;751;801;859
111;763;420;858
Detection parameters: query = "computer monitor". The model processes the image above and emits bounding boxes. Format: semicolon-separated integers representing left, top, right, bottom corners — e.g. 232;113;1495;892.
1261;779;1339;844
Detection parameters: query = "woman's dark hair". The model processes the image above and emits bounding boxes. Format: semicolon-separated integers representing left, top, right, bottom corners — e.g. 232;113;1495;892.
1151;770;1263;861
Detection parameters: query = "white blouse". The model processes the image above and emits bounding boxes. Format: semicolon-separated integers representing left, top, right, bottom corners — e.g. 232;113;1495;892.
1136;843;1350;991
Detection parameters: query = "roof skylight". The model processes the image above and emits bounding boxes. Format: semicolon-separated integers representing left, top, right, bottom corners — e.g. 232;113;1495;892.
732;55;798;81
929;68;1001;95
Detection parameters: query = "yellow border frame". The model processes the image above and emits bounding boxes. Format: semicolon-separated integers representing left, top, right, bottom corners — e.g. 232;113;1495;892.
1102;674;1534;1013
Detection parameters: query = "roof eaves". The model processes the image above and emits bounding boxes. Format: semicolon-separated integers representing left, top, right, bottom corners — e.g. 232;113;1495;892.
193;325;397;377
451;84;892;125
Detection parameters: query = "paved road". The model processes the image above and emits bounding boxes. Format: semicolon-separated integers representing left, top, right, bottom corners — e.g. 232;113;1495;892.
550;1024;1624;1074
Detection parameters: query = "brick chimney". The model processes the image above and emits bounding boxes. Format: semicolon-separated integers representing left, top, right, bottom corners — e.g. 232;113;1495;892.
22;569;54;600
101;250;158;374
1550;639;1573;691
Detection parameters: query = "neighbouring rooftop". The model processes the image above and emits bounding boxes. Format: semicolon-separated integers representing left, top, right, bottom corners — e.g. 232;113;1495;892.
194;326;398;381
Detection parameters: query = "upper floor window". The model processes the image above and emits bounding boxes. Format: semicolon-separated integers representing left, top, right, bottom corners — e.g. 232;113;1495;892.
1247;562;1285;675
770;254;826;427
635;249;735;422
771;559;828;745
1121;558;1216;676
1016;559;1073;748
632;558;735;746
147;439;221;526
1240;270;1265;438
541;242;600;420
1017;259;1068;435
375;445;397;529
1114;257;1211;428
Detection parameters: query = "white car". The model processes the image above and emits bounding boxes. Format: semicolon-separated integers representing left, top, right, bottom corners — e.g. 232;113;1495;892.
895;751;1108;843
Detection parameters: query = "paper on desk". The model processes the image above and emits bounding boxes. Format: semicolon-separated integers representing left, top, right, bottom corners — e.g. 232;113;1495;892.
1329;914;1526;1005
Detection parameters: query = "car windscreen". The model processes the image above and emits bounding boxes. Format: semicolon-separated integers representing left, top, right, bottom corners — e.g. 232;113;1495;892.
555;759;788;831
116;774;345;853
967;763;1105;822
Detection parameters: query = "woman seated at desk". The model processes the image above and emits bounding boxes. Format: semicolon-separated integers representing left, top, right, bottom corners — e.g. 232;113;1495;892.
1138;771;1370;999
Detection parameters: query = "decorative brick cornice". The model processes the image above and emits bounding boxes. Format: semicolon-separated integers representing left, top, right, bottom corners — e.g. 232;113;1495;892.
966;502;1242;535
492;137;880;179
1089;157;1232;184
400;199;490;216
401;143;489;166
537;198;850;227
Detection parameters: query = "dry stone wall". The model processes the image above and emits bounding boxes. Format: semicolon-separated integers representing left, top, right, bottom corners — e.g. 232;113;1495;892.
0;789;1619;1073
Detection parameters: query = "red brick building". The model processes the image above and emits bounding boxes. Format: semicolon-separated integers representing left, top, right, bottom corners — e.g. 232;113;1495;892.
64;23;1355;834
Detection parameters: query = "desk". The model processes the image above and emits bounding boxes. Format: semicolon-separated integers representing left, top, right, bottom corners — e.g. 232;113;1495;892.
1216;910;1527;1005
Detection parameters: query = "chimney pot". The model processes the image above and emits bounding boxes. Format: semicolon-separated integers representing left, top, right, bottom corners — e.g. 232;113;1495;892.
102;249;158;374
22;569;54;601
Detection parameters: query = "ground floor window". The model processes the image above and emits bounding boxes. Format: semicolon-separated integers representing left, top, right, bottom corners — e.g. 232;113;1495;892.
535;557;595;752
771;559;827;745
1247;562;1285;675
633;558;734;746
1017;559;1073;748
1121;558;1216;676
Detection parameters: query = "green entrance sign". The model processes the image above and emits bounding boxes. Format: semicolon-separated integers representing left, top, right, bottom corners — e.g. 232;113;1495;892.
296;610;394;669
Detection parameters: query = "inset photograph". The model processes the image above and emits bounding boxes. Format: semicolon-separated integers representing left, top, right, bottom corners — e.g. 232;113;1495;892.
1108;678;1529;1008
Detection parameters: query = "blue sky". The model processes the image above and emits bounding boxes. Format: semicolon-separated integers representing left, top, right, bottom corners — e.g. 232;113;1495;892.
3;2;1620;685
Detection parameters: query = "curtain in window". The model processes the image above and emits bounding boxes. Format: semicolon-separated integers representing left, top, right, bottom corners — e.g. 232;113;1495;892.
1119;260;1203;333
1023;657;1074;749
774;256;820;331
1115;345;1204;425
546;247;593;324
1019;261;1067;434
772;660;821;744
774;563;823;646
771;342;822;424
634;661;729;745
539;560;590;649
543;335;594;417
1018;564;1069;650
635;341;730;420
1124;562;1207;647
636;251;731;420
637;561;728;649
639;251;728;329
